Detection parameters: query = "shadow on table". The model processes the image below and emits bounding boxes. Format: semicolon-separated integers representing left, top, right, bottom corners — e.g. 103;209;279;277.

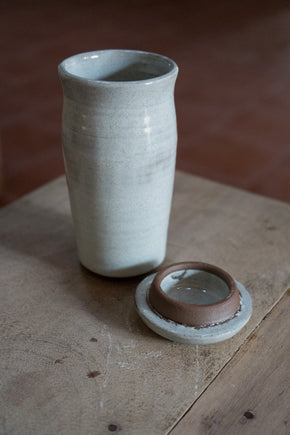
1;197;159;339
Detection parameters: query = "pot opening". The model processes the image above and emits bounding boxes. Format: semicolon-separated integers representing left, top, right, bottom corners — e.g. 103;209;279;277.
61;50;177;82
160;269;230;305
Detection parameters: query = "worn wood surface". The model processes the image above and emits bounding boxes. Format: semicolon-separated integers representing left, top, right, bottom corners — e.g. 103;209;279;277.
1;171;290;434
171;288;290;435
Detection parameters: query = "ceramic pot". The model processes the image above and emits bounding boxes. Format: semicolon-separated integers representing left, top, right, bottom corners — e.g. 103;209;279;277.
58;50;178;277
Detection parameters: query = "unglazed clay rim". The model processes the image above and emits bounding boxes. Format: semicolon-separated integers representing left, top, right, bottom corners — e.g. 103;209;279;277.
135;273;252;344
148;262;240;327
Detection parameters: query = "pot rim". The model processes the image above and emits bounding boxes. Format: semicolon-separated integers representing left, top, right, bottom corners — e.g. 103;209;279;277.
58;49;178;87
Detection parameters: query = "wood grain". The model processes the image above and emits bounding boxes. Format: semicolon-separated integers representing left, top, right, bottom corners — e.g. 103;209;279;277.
171;288;290;435
0;171;290;434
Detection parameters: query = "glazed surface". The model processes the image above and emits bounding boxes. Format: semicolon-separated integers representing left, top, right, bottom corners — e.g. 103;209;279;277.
59;50;178;277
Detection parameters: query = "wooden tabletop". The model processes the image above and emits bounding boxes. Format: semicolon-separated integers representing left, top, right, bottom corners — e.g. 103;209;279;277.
1;171;289;435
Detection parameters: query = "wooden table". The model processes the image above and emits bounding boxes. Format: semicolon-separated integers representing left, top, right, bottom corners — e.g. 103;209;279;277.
1;171;289;435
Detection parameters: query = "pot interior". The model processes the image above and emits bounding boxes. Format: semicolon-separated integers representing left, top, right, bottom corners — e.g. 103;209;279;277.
160;269;230;305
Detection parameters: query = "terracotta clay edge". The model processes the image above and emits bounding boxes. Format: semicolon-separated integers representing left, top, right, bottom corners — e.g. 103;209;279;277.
148;262;240;327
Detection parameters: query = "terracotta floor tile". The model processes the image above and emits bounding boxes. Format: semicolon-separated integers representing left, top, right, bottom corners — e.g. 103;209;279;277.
247;152;290;202
1;0;289;206
177;133;280;188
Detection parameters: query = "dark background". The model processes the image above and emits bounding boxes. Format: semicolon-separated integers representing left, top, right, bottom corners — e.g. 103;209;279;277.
1;0;289;206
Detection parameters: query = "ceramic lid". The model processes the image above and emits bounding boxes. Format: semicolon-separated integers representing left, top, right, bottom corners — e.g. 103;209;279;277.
135;261;252;344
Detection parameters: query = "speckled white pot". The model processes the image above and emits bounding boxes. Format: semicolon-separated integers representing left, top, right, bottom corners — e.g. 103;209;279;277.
58;50;178;277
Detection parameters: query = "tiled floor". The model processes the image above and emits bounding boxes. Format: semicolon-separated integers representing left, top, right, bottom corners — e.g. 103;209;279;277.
1;0;289;206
